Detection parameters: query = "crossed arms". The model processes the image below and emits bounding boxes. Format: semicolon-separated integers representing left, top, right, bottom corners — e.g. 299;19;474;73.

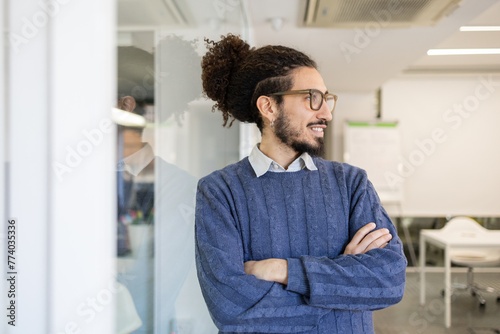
244;222;393;285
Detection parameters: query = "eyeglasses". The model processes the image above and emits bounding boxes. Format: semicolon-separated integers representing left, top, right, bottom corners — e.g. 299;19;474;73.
269;89;338;112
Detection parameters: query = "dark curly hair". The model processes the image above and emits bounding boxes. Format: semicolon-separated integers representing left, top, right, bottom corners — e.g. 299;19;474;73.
201;34;317;130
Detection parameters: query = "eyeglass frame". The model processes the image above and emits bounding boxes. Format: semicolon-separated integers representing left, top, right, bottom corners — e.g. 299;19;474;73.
268;89;338;112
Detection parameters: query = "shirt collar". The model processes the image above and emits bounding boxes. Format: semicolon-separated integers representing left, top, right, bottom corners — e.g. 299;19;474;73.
117;143;155;176
248;144;317;177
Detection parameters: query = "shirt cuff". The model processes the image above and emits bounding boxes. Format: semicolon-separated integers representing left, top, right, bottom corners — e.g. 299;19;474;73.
285;257;310;296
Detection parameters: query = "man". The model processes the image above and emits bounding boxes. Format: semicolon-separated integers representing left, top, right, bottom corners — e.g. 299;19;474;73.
114;96;198;333
195;34;407;333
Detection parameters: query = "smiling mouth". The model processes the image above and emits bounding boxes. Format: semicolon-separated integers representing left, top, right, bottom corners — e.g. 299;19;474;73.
309;121;327;136
309;127;326;138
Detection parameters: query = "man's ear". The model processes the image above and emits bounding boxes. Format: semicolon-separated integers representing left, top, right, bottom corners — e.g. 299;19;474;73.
256;95;277;126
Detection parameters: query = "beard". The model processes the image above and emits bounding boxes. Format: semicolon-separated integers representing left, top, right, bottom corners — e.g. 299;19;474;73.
273;108;326;157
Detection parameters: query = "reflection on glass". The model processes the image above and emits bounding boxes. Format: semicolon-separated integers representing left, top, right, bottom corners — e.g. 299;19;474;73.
115;32;240;332
115;96;154;333
116;1;246;332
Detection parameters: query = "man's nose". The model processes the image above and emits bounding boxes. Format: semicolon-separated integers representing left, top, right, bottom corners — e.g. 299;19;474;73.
317;99;333;122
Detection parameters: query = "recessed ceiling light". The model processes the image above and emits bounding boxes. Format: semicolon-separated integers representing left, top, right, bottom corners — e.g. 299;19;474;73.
427;48;500;55
459;26;500;32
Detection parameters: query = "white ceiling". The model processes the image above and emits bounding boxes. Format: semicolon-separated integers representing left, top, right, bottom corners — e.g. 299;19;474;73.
408;0;500;73
117;0;500;93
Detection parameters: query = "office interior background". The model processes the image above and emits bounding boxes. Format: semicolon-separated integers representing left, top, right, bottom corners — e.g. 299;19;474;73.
1;0;500;333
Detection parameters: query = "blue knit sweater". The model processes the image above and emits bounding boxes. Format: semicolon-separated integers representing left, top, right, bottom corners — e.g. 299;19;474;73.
195;157;407;333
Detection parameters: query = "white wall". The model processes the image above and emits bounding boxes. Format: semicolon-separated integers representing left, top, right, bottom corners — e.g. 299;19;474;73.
382;74;500;217
328;76;500;218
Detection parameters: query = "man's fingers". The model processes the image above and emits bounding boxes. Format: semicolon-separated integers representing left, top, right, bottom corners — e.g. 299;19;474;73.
349;222;376;245
344;224;392;255
364;234;392;253
359;228;391;249
243;259;288;284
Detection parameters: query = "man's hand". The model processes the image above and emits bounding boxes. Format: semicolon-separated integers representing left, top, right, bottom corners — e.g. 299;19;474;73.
244;258;288;285
344;222;392;255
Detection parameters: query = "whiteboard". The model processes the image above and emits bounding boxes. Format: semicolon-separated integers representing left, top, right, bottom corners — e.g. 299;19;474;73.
343;121;403;204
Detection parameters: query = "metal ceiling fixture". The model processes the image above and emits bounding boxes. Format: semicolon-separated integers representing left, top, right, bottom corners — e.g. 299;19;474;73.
304;0;463;28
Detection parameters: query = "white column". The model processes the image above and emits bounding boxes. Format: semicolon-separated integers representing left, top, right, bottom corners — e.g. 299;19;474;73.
8;0;51;331
6;0;116;333
1;1;7;333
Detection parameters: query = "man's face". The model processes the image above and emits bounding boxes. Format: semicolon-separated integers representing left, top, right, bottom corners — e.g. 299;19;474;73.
122;128;143;158
273;67;333;157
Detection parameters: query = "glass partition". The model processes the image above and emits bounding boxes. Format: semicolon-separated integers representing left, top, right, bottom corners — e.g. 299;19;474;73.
115;1;248;332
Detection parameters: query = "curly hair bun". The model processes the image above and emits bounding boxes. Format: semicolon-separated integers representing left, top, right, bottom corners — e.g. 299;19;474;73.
201;34;316;129
201;34;251;126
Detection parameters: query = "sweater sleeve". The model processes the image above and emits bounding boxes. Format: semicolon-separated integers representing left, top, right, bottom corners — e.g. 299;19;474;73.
195;177;330;333
285;165;407;311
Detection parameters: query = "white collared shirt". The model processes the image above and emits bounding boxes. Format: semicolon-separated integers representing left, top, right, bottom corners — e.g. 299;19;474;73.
117;143;155;178
248;144;318;177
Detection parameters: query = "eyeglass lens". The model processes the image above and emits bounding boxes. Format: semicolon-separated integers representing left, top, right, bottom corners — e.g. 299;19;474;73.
311;90;335;111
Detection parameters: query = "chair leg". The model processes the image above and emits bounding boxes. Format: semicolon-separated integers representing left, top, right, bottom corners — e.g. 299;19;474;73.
471;286;487;306
449;267;500;306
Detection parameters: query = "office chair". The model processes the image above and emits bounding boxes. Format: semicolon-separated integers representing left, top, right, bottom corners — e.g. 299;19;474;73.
441;217;500;306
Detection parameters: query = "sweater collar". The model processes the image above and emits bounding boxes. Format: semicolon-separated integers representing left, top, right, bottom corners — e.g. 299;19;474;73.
248;144;318;177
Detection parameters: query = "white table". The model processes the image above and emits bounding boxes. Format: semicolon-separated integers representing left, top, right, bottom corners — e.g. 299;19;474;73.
419;228;500;328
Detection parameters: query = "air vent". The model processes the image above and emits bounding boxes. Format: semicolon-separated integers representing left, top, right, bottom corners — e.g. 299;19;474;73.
304;0;463;28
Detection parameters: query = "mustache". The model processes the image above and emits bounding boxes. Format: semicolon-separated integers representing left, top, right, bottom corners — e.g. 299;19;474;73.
307;120;328;127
